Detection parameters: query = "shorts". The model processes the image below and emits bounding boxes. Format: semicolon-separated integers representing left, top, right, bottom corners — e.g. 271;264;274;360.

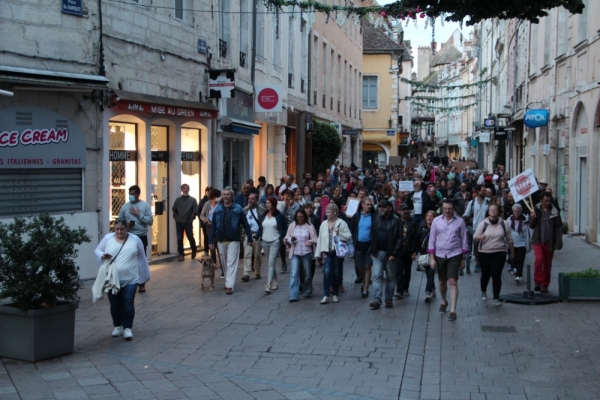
435;254;462;281
354;243;373;268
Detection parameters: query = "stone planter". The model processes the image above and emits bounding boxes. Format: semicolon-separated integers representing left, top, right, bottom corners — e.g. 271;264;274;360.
559;273;600;302
0;302;78;362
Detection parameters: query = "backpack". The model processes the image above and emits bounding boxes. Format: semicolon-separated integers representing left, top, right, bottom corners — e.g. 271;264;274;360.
475;219;509;254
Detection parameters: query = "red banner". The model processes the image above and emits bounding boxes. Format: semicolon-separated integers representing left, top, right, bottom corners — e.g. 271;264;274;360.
117;101;217;119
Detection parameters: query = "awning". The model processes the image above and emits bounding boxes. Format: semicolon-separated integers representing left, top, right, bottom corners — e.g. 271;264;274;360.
220;116;262;135
114;90;218;119
0;65;109;91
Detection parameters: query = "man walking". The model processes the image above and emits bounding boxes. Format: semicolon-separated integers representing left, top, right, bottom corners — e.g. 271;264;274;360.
369;200;401;310
453;182;470;216
172;184;198;261
463;184;490;272
428;199;468;321
242;192;264;281
209;187;254;294
118;184;153;292
407;180;425;227
529;192;563;293
394;203;418;299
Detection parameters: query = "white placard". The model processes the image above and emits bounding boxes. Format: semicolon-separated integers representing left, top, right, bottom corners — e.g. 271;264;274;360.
344;198;360;218
398;181;414;192
479;132;491;143
508;168;540;203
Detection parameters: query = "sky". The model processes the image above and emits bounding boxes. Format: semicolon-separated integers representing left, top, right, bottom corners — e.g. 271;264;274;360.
377;0;473;73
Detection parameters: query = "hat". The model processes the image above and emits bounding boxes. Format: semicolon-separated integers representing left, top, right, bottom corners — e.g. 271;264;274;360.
397;203;409;211
379;200;394;208
484;176;492;182
280;176;287;181
539;179;548;185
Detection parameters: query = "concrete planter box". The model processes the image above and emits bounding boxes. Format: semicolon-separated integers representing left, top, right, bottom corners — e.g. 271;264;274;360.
0;302;78;362
559;273;600;302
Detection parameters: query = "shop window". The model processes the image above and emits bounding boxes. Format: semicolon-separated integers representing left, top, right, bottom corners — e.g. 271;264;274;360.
151;126;169;255
181;128;201;249
109;122;137;219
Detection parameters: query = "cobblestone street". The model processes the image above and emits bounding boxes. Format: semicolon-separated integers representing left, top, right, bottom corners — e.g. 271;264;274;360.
2;236;600;400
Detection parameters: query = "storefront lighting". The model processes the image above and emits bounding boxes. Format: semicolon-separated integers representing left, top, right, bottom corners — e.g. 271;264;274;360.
0;89;14;97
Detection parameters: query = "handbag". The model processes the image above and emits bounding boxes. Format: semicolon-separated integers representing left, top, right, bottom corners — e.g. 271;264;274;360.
417;254;430;268
334;236;355;258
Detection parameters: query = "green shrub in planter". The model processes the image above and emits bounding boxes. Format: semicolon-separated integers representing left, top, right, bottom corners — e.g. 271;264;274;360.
559;269;600;302
0;214;90;361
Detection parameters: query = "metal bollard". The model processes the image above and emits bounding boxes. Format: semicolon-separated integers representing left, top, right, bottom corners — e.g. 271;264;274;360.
523;264;534;299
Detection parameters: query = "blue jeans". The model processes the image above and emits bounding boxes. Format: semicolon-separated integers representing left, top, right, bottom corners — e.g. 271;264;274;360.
176;221;196;256
290;252;313;300
107;283;137;329
262;239;280;284
323;251;343;296
372;250;396;304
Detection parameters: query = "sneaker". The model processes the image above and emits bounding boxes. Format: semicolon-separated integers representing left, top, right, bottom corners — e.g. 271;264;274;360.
264;283;271;295
474;265;481;273
515;276;522;284
271;281;279;290
123;328;133;340
393;292;403;299
332;295;339;303
481;292;487;301
431;291;436;298
493;299;503;306
111;326;123;337
221;274;225;279
362;291;369;298
403;290;410;297
320;296;330;304
424;292;432;303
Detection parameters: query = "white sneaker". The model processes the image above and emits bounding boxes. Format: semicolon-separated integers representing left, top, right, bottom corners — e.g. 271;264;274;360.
481;292;487;301
332;295;339;303
493;299;503;307
320;296;329;304
515;276;522;283
431;291;436;298
111;326;123;337
123;328;133;340
393;292;402;299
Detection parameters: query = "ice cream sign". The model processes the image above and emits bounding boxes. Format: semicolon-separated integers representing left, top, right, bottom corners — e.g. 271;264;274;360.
0;128;68;147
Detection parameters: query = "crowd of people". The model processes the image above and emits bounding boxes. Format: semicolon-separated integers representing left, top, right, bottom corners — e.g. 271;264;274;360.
95;160;564;338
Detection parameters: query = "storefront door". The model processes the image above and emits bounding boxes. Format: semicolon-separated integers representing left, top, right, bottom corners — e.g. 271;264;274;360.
223;137;249;191
151;126;169;255
181;128;202;250
109;122;137;224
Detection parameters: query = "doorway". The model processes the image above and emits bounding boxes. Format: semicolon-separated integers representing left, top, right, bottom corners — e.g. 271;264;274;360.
223;137;249;192
151;126;169;255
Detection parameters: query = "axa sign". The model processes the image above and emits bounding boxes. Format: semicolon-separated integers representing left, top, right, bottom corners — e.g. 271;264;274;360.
523;109;549;128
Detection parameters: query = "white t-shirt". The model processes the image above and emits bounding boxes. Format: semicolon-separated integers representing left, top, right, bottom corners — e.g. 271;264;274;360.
261;215;279;242
104;237;140;286
246;208;260;233
413;191;423;215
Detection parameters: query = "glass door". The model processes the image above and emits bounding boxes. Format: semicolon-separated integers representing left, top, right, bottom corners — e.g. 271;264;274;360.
181;128;201;250
109;122;137;229
223;137;249;192
151;126;169;255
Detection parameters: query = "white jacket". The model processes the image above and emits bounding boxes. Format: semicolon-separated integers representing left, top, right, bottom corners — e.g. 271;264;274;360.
314;218;352;257
92;259;120;303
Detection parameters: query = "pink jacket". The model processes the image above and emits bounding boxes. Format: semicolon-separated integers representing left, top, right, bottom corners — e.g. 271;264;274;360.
283;222;318;260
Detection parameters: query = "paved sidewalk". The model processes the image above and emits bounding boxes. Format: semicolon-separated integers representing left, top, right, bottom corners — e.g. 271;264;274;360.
2;236;600;400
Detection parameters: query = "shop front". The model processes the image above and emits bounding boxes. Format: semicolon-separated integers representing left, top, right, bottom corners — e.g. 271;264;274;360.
362;142;389;167
104;91;217;257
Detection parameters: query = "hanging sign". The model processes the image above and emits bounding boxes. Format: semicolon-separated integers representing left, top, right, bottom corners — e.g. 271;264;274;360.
255;85;282;112
208;70;235;99
523;109;549;128
508;168;540;203
479;132;491;143
494;127;508;141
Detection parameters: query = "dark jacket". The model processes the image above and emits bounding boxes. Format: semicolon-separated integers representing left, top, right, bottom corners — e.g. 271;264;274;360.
351;207;377;245
422;195;439;215
370;214;401;258
209;203;253;243
453;191;470;216
529;204;563;251
308;213;321;234
416;224;431;255
257;212;287;240
363;176;376;192
396;216;419;257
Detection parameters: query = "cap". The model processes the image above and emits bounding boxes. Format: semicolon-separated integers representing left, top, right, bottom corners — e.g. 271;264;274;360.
397;203;409;210
539;179;548;184
379;200;394;208
485;176;493;182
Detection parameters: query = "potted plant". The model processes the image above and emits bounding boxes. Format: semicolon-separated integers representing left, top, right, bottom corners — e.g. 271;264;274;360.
0;214;90;361
559;269;600;302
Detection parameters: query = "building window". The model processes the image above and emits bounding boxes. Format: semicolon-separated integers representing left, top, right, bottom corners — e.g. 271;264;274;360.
288;16;295;82
272;14;281;69
239;0;249;68
256;3;265;61
362;75;378;109
218;0;230;59
174;0;183;20
577;0;588;44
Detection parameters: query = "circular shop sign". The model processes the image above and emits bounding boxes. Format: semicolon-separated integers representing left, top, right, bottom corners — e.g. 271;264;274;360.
257;88;279;111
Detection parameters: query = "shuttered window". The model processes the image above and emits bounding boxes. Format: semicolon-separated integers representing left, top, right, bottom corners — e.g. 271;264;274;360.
0;169;83;216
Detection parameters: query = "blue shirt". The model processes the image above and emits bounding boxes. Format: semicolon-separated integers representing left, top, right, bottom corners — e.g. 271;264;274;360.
357;213;372;242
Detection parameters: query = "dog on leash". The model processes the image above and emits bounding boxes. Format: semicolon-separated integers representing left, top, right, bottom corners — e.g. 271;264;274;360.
197;255;216;290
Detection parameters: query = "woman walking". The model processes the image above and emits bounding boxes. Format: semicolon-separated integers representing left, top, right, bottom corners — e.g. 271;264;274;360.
315;203;352;304
259;196;287;294
474;204;515;306
94;219;150;340
284;209;318;301
506;204;531;283
259;184;275;206
417;210;437;302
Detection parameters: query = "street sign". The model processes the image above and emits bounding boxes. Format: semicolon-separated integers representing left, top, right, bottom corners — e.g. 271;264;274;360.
386;130;395;136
